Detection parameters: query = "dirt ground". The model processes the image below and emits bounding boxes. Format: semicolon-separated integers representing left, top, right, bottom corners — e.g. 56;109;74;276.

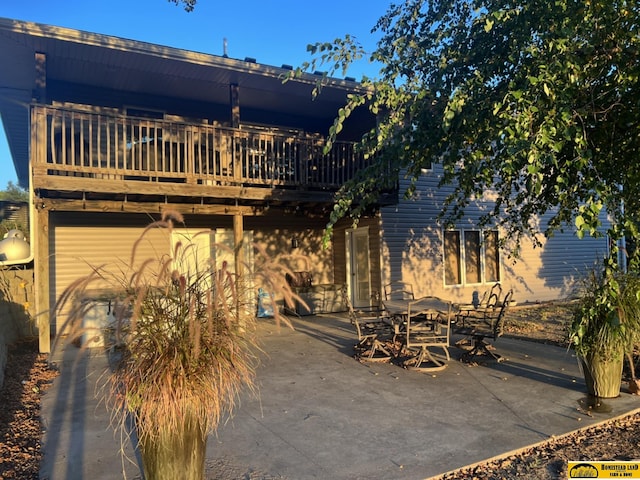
2;303;640;480
0;339;57;479
503;301;574;347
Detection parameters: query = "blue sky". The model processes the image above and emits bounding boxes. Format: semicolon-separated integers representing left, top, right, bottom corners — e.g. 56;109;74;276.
0;0;389;187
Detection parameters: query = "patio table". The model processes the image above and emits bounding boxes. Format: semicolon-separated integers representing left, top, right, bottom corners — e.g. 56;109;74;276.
383;296;452;372
383;297;451;317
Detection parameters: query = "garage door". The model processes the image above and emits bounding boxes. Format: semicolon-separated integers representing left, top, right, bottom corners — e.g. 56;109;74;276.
51;225;169;334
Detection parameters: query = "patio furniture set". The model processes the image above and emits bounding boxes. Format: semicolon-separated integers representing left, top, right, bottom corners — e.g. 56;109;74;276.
347;282;514;372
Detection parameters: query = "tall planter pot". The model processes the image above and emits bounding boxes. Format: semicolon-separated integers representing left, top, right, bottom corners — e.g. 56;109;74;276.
579;351;624;399
138;413;206;480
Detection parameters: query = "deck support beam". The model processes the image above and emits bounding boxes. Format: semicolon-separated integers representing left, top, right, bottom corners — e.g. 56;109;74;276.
35;200;50;353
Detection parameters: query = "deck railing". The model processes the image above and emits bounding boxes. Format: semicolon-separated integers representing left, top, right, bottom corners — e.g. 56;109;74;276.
33;105;373;192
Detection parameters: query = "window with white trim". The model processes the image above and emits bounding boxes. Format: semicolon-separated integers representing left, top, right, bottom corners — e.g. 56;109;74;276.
444;229;500;286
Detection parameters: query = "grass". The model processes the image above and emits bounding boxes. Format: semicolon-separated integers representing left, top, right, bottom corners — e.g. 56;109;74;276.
52;211;299;480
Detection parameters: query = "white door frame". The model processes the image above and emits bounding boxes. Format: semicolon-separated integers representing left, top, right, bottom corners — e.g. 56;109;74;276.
346;226;371;309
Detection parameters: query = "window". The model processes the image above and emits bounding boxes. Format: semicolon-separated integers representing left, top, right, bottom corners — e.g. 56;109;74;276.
444;231;461;285
444;229;500;286
484;231;500;282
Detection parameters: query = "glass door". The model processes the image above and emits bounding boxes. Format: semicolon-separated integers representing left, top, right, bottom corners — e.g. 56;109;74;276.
346;227;371;309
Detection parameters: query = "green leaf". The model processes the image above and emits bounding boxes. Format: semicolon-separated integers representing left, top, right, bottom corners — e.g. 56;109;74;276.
484;19;494;32
305;0;640;260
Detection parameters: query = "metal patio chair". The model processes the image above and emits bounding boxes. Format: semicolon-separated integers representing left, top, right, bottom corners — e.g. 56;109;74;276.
397;296;452;372
456;289;514;363
345;291;393;362
383;281;415;301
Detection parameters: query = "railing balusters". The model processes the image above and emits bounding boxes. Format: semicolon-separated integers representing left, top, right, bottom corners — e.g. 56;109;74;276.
60;113;66;166
87;114;92;169
49;113;56;165
38;105;369;191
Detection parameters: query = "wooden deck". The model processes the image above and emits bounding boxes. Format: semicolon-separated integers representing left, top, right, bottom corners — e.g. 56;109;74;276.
31;105;380;203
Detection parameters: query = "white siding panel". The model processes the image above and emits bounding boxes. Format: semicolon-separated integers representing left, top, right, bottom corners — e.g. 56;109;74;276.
381;170;449;299
509;221;608;303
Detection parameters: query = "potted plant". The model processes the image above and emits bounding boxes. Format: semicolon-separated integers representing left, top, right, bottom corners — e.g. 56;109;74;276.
54;211;296;480
570;264;640;398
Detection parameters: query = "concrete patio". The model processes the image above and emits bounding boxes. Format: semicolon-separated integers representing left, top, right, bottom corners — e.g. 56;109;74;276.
40;313;640;480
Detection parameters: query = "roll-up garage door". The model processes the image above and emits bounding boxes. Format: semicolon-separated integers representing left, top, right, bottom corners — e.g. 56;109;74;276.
51;225;170;334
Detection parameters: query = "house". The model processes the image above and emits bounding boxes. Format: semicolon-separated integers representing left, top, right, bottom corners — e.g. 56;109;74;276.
0;18;607;354
0;17;391;352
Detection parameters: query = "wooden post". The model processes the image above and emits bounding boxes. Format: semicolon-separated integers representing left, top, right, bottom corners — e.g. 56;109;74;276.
35;202;50;353
229;84;240;183
233;213;244;279
32;106;51;353
233;214;246;325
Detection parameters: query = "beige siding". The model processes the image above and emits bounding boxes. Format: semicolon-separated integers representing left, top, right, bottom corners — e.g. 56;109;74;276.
332;223;347;285
51;224;169;333
380;166;609;304
49;210;340;334
506;226;606;302
246;214;335;285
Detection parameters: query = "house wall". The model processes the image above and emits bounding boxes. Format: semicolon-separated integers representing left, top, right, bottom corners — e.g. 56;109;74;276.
245;214;334;285
48;210;336;333
380;166;609;305
0;268;36;389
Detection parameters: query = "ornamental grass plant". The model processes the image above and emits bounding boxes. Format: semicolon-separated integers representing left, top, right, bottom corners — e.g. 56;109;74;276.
570;264;640;397
571;267;640;361
53;211;298;480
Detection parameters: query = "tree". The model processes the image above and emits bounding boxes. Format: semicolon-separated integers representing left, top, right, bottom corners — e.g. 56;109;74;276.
167;0;197;11
300;0;640;264
0;181;28;202
0;181;29;237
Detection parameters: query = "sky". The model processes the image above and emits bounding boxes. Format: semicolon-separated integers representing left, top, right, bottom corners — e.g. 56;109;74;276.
0;0;390;188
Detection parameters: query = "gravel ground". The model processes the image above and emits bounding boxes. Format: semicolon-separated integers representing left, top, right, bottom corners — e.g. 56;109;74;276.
2;303;640;480
0;339;58;479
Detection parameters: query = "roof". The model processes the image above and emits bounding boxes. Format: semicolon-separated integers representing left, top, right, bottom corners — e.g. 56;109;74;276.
0;17;363;185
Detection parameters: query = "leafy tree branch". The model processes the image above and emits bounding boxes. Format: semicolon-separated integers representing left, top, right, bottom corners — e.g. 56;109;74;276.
167;0;197;12
297;0;640;263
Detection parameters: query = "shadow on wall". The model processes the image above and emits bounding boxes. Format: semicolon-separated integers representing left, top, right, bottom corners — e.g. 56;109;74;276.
380;181;609;302
379;188;443;297
0;267;37;388
398;224;534;302
381;207;598;303
378;183;530;301
251;228;326;281
0;268;37;335
538;231;608;299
